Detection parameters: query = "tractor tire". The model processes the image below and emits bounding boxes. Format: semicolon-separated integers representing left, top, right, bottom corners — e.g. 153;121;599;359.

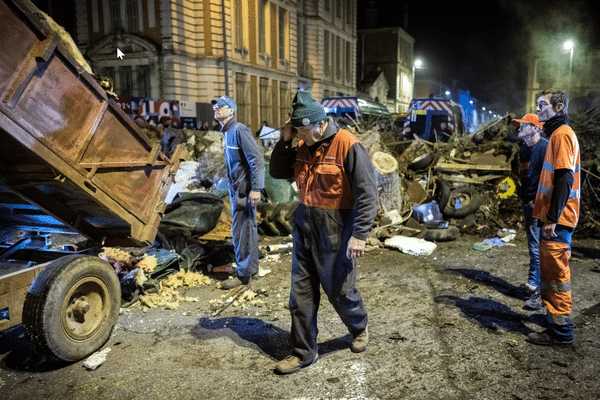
442;187;482;219
22;255;121;362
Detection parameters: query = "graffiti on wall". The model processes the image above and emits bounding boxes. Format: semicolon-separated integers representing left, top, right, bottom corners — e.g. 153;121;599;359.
115;98;200;129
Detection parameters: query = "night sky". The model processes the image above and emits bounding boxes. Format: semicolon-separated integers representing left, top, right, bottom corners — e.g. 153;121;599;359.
357;0;600;114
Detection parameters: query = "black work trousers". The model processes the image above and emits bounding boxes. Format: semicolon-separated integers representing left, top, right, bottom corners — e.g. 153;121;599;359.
288;204;368;362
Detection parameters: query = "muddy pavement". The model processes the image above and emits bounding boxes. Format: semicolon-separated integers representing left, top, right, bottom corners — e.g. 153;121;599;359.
1;234;600;399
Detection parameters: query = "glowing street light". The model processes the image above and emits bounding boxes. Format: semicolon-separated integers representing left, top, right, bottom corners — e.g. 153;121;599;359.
412;59;424;98
562;39;575;93
562;39;575;52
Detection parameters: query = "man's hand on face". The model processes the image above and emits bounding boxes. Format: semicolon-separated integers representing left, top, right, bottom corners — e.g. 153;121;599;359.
282;117;297;142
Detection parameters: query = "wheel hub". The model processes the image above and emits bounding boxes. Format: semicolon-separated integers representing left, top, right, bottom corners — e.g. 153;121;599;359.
62;277;110;341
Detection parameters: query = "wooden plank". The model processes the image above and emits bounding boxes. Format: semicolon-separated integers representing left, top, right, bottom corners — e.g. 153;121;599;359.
0;263;47;293
0;286;28;329
440;174;507;184
436;161;511;172
0;262;47;329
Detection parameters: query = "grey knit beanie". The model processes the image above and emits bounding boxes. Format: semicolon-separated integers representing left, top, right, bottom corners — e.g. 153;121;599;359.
290;91;326;128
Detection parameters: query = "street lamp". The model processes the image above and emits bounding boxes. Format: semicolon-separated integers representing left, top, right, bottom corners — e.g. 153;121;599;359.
412;59;423;98
562;39;575;93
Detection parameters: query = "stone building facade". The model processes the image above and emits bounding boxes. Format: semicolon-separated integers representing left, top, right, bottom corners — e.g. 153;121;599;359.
73;0;357;131
357;26;415;114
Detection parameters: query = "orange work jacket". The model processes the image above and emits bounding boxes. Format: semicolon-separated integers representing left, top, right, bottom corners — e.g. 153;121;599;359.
532;125;580;227
293;129;358;210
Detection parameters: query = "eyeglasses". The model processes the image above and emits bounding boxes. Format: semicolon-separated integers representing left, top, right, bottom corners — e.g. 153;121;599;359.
213;104;230;110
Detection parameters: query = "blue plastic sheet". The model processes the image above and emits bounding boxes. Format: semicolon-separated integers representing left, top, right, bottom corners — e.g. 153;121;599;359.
412;200;444;224
482;237;505;247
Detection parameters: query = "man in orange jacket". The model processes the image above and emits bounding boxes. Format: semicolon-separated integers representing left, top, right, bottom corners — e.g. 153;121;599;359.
527;89;580;346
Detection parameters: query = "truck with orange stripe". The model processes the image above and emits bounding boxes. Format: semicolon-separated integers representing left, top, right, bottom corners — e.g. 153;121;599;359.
403;96;464;142
321;97;392;122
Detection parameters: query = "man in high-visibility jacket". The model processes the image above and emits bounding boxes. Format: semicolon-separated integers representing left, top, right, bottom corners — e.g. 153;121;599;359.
270;91;378;373
527;89;580;346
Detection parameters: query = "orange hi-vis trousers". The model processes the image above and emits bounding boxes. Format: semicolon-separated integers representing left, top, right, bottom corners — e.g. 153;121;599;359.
539;225;574;338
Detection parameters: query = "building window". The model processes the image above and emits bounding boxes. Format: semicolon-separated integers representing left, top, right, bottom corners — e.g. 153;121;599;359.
260;78;270;124
119;66;133;97
324;31;330;76
278;7;286;63
279;81;289;125
324;0;330;13
336;0;342;19
346;41;352;81
336;36;341;80
234;0;244;49
297;20;304;73
109;0;121;33
346;0;352;25
125;0;138;33
137;65;150;98
258;0;267;54
235;73;248;124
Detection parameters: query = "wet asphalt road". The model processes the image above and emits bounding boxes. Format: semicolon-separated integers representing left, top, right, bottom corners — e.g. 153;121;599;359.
1;235;600;399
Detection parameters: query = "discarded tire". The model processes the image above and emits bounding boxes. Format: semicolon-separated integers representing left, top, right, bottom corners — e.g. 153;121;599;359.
436;179;452;211
442;187;482;219
423;226;459;242
22;255;121;362
408;153;435;170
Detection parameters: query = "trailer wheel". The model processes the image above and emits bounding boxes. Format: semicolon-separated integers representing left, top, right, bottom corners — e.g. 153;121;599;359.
22;255;120;362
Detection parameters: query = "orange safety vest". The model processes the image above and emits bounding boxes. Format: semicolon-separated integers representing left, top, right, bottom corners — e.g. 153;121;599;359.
293;129;358;210
532;125;580;227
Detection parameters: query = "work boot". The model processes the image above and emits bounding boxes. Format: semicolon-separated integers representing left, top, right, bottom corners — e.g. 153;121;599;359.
526;329;574;346
275;354;318;374
524;290;543;310
220;275;250;290
351;326;369;353
516;283;536;301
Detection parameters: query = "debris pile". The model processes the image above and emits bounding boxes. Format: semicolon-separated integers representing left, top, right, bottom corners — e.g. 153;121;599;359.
570;105;600;235
353;114;524;247
135;269;211;310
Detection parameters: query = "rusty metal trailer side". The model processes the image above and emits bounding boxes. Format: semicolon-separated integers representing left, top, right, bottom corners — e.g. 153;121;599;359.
0;0;186;350
0;0;186;248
